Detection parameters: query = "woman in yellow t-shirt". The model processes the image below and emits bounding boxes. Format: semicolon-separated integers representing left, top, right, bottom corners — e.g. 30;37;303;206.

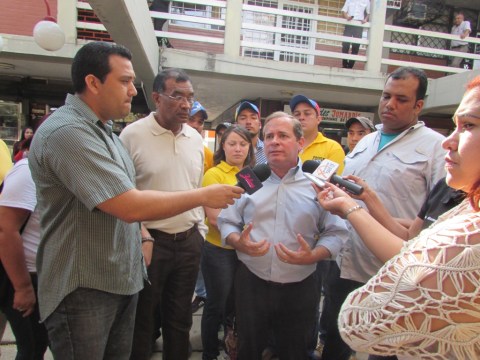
201;126;255;360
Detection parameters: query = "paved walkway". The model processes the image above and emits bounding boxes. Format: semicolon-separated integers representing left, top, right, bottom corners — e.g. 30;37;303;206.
0;307;367;359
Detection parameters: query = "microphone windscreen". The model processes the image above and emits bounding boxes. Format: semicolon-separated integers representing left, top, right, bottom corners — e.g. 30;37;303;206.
252;163;271;182
301;160;320;174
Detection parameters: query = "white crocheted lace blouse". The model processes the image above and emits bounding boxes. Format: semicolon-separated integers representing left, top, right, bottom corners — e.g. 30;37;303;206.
339;200;480;360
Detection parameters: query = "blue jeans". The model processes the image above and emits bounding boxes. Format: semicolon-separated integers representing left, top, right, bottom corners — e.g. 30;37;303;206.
321;263;362;360
200;242;238;360
44;287;138;360
195;267;207;299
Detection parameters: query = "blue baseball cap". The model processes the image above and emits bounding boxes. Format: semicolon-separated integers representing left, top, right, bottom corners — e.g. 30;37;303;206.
190;101;208;120
235;101;260;121
289;95;321;115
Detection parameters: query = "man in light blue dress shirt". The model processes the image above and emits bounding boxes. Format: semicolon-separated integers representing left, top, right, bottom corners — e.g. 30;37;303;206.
218;111;348;360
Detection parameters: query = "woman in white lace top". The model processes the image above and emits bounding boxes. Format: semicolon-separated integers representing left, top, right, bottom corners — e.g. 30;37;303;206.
316;76;480;360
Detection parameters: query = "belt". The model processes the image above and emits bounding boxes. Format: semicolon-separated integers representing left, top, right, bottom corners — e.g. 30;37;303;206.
149;224;197;241
451;45;467;49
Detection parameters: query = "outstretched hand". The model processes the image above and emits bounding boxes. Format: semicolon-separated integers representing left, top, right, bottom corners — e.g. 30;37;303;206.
203;184;244;209
314;182;358;218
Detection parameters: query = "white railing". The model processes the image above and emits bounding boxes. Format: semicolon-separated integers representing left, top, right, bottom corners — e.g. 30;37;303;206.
76;0;480;75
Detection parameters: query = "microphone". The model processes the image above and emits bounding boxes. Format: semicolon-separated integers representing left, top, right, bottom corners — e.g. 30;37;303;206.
235;163;271;195
302;160;364;195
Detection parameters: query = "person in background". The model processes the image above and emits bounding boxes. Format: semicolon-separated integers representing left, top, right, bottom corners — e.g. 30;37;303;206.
13;138;32;163
235;101;267;165
201;126;255;360
449;12;471;68
290;95;345;171
290;94;345;359
12;127;33;160
218;112;348;360
215;123;228;151
317;75;480;360
187;101;212;313
28;42;241;360
0;138;13;357
0;139;12;188
341;0;370;69
188;101;214;173
344;116;375;153
0;152;49;359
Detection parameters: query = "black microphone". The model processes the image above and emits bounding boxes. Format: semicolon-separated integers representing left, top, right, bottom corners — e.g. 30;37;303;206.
235;163;271;195
302;160;364;196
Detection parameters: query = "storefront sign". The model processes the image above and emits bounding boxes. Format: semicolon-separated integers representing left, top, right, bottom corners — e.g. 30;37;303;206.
319;108;375;124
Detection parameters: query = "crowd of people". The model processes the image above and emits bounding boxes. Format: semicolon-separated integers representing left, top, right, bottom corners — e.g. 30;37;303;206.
0;38;479;360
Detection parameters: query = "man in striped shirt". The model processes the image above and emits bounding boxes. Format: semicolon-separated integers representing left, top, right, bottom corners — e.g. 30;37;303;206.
28;41;242;360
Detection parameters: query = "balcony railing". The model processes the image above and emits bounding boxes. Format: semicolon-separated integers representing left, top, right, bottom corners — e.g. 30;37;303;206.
76;0;480;77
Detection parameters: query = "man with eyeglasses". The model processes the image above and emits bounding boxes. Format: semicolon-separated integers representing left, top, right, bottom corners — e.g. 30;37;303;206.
120;68;208;360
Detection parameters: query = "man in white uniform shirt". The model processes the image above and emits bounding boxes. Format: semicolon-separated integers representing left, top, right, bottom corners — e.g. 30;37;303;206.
450;12;471;68
341;0;370;69
120;68;207;360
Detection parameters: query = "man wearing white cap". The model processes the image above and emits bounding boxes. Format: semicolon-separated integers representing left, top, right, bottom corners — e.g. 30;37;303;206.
235;101;267;165
345;116;375;153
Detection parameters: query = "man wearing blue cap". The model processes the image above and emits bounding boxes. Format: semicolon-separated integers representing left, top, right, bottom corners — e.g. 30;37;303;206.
188;101;214;173
235;101;267;165
290;95;345;173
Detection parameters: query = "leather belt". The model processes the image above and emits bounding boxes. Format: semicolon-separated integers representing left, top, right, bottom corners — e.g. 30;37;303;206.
149;224;197;241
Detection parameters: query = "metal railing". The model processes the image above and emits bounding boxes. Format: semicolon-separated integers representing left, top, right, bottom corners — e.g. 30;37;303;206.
76;0;480;75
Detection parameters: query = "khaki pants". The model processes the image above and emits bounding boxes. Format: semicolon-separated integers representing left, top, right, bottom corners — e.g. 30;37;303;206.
450;44;469;68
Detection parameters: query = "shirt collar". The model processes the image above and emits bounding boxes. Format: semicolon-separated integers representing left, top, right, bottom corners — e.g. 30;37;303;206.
148;112;195;137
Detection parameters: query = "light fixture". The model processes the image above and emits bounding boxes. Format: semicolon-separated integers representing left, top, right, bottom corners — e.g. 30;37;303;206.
33;0;65;51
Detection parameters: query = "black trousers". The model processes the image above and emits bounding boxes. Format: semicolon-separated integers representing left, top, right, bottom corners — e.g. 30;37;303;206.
320;262;362;360
235;263;319;360
130;227;203;360
342;24;363;68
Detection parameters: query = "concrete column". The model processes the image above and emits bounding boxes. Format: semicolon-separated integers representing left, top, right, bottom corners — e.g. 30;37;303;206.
224;0;242;57
57;0;78;44
365;0;387;73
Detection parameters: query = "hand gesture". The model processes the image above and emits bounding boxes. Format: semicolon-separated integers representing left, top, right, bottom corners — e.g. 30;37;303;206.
203;184;244;209
275;234;315;265
234;223;270;256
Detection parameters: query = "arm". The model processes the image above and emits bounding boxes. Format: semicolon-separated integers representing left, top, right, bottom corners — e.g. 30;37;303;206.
460;28;471;39
96;184;243;224
339;216;480;357
346;175;421;240
317;183;404;262
0;206;35;316
140;224;153;267
204;207;221;228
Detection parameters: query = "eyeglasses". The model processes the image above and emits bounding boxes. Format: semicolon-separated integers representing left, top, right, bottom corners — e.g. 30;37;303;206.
159;93;195;105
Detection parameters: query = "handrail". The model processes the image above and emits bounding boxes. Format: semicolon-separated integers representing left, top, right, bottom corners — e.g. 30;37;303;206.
75;0;480;76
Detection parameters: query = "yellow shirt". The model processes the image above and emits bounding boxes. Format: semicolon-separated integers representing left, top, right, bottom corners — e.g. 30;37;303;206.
0;139;13;184
202;161;239;248
299;132;345;174
204;145;214;173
